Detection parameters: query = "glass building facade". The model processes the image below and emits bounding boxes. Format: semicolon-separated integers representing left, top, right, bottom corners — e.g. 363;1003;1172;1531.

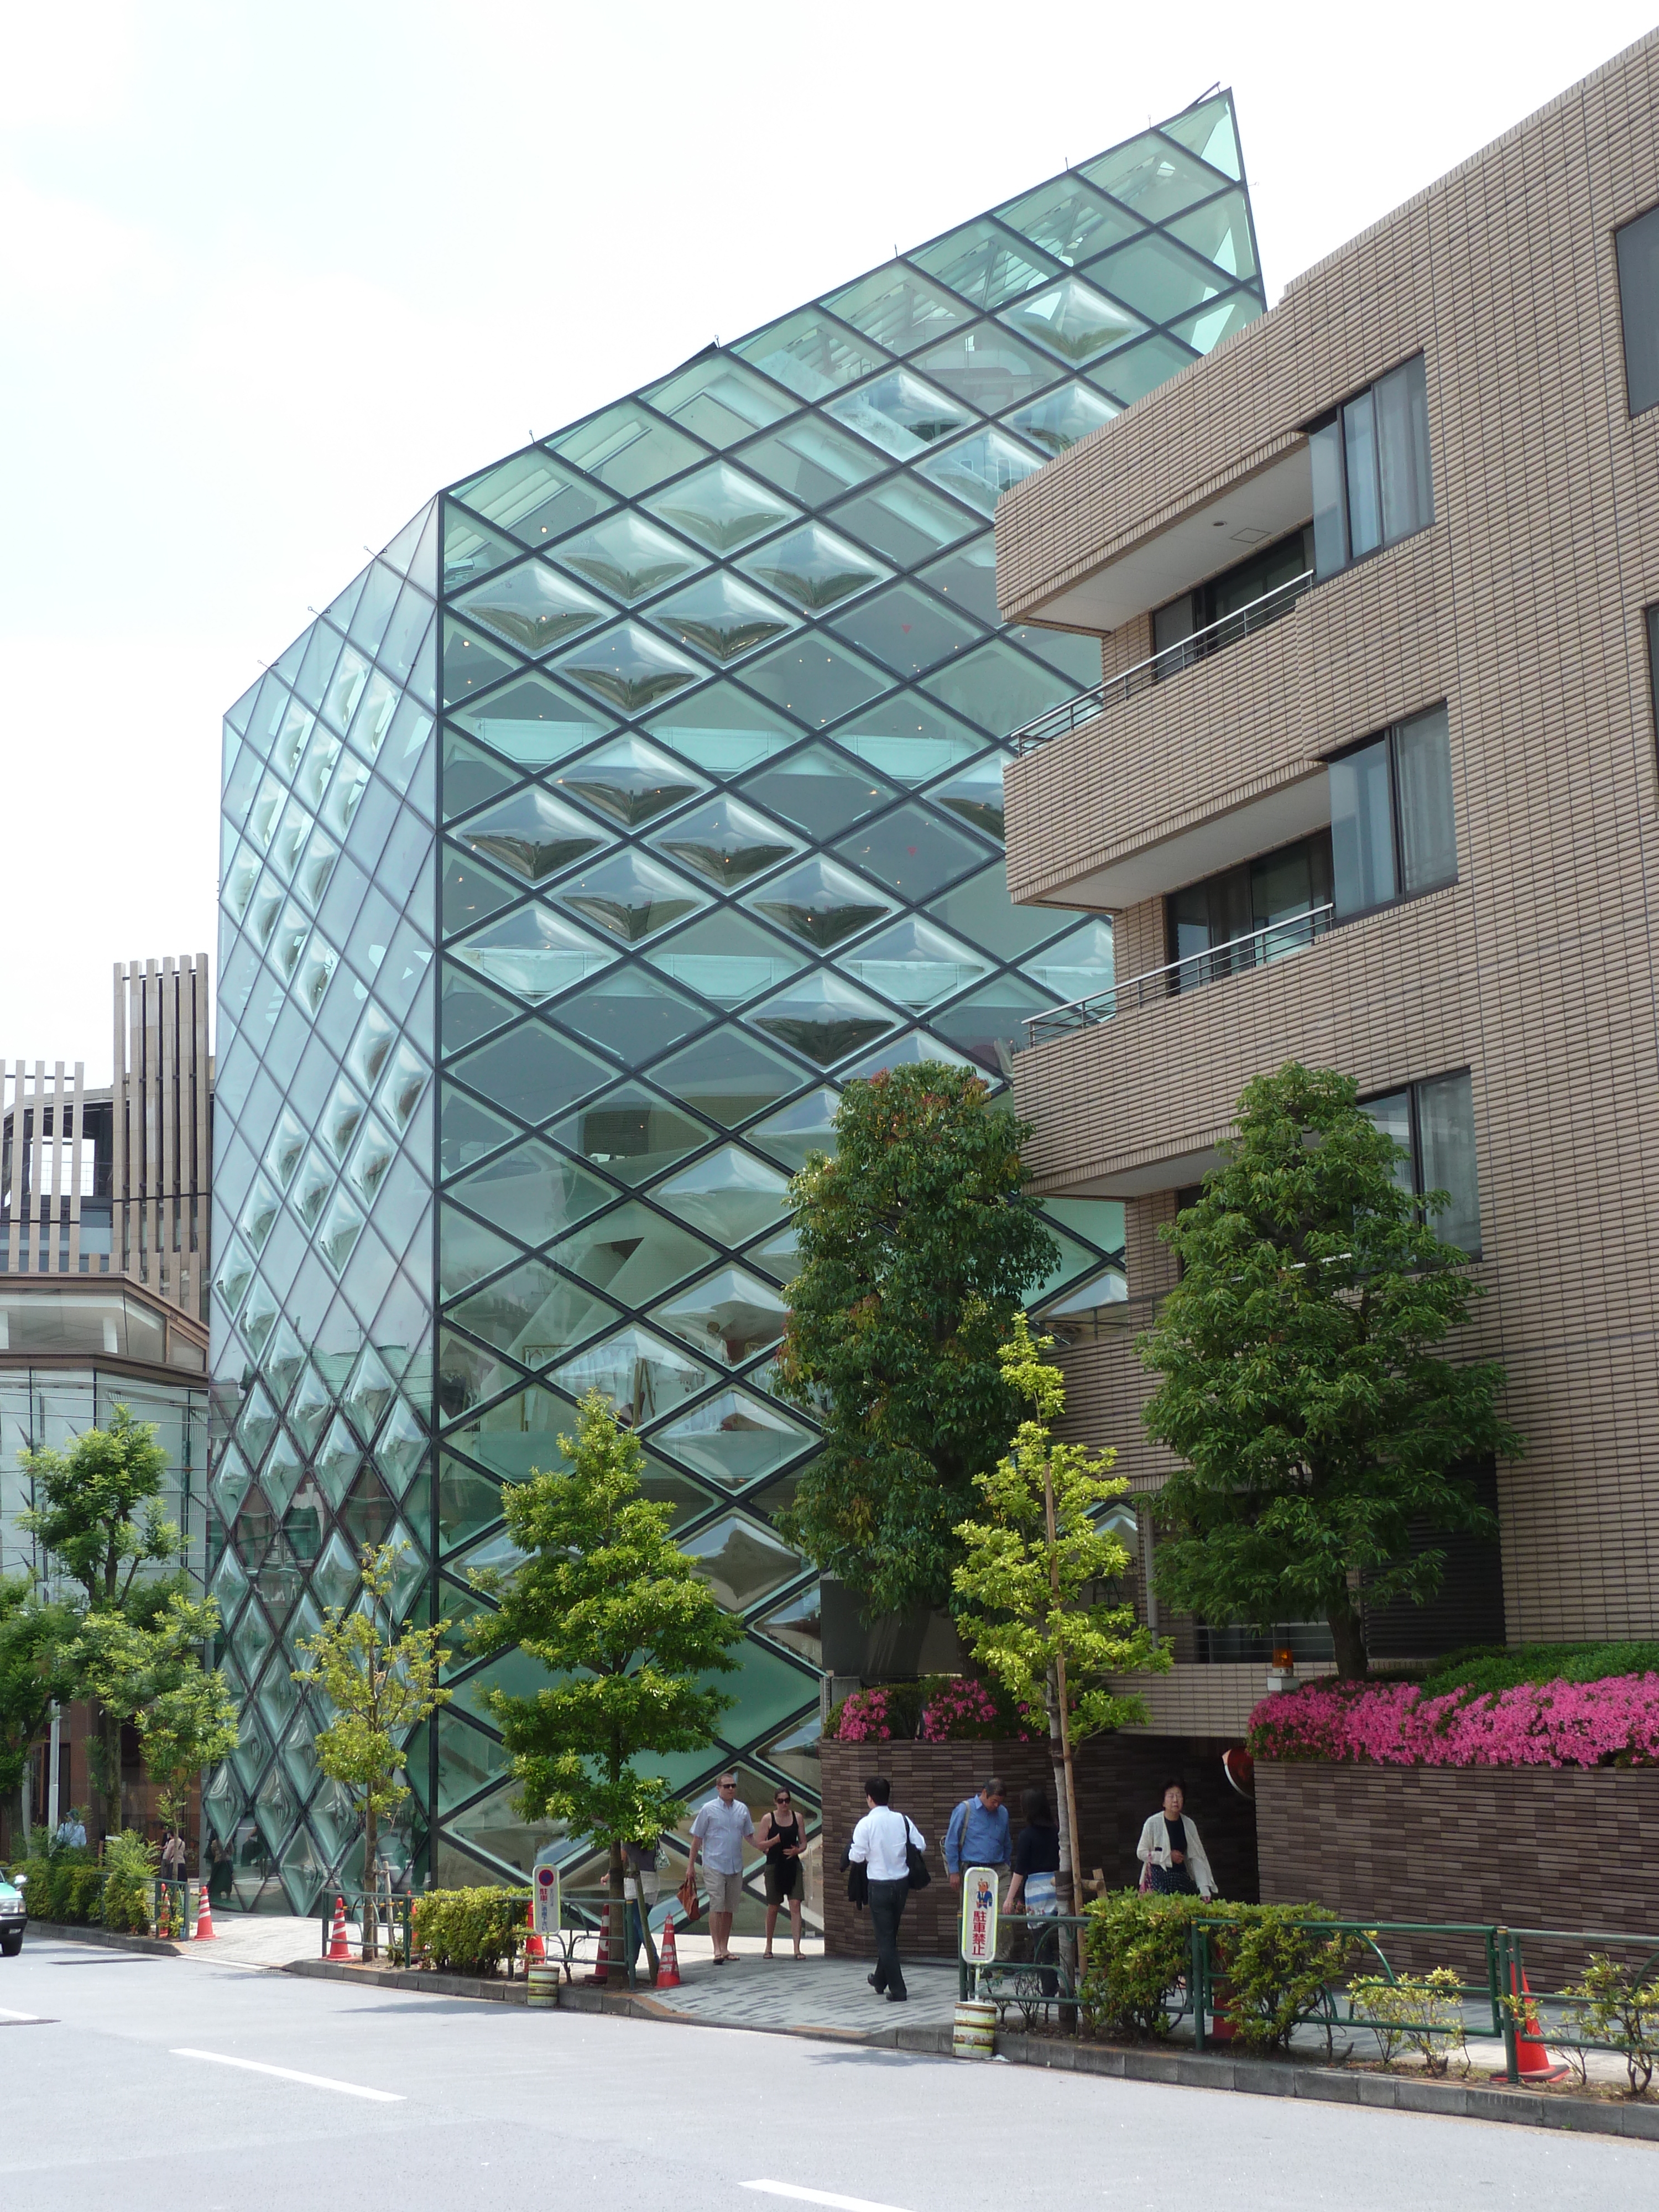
208;95;1265;1913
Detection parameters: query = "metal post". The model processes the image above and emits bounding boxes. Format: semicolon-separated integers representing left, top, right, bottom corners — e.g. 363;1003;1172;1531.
1191;1923;1207;2054
1496;1927;1521;2082
46;1706;60;1837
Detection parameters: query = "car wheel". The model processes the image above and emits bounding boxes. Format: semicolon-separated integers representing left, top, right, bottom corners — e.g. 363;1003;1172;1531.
0;1936;21;1957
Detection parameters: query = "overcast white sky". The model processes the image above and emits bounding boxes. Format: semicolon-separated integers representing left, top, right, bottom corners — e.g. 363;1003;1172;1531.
2;0;1652;1077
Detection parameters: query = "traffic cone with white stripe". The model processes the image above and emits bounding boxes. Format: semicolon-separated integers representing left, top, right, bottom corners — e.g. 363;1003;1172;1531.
327;1894;351;1960
195;1885;216;1940
524;1896;544;1962
1494;1960;1568;2083
655;1911;681;1989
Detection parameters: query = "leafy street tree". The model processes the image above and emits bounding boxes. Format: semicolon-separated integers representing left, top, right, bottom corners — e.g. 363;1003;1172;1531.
776;1063;1058;1618
953;1317;1170;1908
469;1388;747;1984
293;1540;450;1960
1140;1062;1520;1679
0;1577;79;1846
19;1406;203;1834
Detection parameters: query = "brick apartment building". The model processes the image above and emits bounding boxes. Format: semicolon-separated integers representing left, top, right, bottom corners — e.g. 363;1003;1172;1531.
994;33;1659;1740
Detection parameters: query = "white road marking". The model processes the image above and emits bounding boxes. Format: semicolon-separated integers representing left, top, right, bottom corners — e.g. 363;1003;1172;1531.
0;2005;48;2023
171;2048;403;2101
744;2185;914;2212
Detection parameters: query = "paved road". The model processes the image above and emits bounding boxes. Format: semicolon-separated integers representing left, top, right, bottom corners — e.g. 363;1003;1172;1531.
0;1932;1650;2210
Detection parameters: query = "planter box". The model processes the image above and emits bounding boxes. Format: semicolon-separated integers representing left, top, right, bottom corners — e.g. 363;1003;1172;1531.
819;1733;1258;1960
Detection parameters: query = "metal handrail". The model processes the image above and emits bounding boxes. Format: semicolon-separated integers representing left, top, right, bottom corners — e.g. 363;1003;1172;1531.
1009;568;1316;755
1024;903;1335;1049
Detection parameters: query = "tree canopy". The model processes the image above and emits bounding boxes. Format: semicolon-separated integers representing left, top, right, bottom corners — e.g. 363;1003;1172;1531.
776;1062;1058;1617
1139;1062;1520;1678
468;1388;745;1978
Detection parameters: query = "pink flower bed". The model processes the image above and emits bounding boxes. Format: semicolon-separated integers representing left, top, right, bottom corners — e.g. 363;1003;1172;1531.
833;1687;900;1742
1248;1673;1659;1768
919;1677;1039;1743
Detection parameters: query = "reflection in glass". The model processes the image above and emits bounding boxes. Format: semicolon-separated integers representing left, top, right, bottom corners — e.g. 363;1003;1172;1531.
842;915;992;1009
744;855;897;950
455;560;608;656
554;848;709;943
452;785;610;884
553;736;707;827
653;1143;791;1243
650;1265;789;1368
549;1082;708;1186
555;509;706;603
827;263;971;354
649;796;801;888
651;571;799;664
681;1512;804;1611
1000;276;1145;364
646;460;799;554
737;522;890;613
556;621;702;713
651;1386;813;1489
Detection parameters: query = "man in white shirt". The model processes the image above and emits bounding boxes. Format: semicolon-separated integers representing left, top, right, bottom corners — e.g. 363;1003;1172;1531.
847;1775;925;2004
688;1773;754;1964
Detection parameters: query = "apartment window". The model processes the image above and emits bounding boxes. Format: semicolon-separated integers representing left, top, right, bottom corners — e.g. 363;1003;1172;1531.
1328;702;1457;918
1616;204;1659;416
1308;353;1433;577
1648;606;1659;750
1167;830;1332;989
1151;528;1312;667
1361;1068;1480;1255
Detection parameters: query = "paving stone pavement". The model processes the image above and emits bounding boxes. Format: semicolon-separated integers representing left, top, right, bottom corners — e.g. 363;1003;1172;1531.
648;1953;961;2033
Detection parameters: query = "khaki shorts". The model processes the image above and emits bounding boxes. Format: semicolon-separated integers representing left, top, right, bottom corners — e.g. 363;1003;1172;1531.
703;1865;744;1914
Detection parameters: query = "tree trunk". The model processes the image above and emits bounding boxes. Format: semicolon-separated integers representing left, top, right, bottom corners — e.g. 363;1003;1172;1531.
1045;1662;1074;1908
362;1799;378;1961
90;1704;123;1843
1328;1601;1369;1681
606;1838;627;1986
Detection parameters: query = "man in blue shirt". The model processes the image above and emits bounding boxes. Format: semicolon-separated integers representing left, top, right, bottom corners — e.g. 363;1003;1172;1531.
943;1777;1010;1891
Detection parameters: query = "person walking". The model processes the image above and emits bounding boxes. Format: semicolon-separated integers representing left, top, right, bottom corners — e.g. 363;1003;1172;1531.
1136;1780;1217;1898
624;1833;661;1980
688;1772;754;1965
206;1835;234;1907
755;1787;806;1958
161;1827;187;1889
943;1776;1010;1890
847;1776;924;2004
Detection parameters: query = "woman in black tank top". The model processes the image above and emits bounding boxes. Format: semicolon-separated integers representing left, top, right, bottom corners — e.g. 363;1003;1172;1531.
757;1788;807;1958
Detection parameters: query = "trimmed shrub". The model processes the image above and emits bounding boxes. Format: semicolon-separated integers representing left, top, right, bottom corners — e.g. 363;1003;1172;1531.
1421;1641;1659;1698
1081;1890;1213;2040
1349;1966;1469;2074
1081;1892;1354;2052
1248;1672;1659;1769
101;1831;156;1933
826;1672;1042;1744
413;1886;530;1976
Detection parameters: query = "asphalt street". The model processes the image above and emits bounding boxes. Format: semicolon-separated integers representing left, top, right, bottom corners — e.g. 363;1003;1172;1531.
0;1933;1651;2210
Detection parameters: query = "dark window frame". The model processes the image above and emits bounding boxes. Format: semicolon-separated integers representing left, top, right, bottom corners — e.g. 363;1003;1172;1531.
1616;204;1659;419
1324;701;1457;926
1306;351;1434;581
1360;1066;1481;1259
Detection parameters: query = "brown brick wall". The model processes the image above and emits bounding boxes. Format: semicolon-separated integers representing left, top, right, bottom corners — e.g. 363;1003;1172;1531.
995;33;1659;1647
818;1735;1258;1959
1256;1760;1659;1968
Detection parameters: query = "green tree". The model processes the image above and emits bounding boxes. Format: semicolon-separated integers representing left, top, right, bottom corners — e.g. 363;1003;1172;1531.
0;1577;78;1844
1139;1062;1520;1679
20;1406;190;1833
952;1318;1170;1908
74;1586;237;1860
776;1063;1058;1617
468;1389;746;1985
292;1540;450;1960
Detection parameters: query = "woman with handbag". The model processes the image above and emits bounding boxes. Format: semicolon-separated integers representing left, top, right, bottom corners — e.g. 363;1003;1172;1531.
1135;1780;1217;1899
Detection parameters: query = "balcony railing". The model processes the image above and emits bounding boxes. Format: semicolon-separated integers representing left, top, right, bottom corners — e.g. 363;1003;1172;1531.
1008;567;1316;755
1024;902;1335;1048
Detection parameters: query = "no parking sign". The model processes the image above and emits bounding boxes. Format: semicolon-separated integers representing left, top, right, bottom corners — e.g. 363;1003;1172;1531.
960;1866;999;1964
534;1861;560;1937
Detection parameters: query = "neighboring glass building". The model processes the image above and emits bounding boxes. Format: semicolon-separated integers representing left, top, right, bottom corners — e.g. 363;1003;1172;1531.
207;94;1265;1912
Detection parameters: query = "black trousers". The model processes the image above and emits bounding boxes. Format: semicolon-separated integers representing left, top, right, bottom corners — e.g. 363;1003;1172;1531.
868;1876;910;1998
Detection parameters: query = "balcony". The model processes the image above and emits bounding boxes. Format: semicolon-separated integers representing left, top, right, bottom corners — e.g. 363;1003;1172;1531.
1025;902;1335;1048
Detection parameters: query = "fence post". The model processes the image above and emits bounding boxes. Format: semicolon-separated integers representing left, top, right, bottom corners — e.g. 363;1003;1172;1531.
1496;1927;1521;2083
1191;1923;1207;2055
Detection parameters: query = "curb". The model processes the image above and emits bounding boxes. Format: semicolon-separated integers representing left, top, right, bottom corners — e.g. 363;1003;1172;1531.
24;1919;184;1959
285;1957;1659;2138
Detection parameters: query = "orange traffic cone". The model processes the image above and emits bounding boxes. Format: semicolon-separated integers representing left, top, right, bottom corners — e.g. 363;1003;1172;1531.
524;1897;544;1963
655;1911;681;1990
583;1898;612;1985
1494;1960;1568;2083
327;1895;351;1961
195;1886;216;1941
156;1887;171;1939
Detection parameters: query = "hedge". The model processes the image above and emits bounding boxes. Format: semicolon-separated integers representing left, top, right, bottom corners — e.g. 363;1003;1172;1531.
1081;1891;1358;2053
413;1886;531;1976
1247;1672;1659;1768
826;1672;1040;1743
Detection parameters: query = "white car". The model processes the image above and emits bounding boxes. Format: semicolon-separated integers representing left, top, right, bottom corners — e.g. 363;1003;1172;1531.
0;1872;27;1956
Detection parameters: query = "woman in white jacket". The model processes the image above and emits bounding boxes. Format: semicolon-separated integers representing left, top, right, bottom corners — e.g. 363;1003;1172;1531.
1136;1781;1217;1898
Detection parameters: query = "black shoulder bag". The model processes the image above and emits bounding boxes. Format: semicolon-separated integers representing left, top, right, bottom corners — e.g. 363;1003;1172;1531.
901;1813;931;1890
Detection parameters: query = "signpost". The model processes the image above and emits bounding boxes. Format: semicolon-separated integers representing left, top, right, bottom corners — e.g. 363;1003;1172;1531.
959;1865;999;1968
533;1861;561;1938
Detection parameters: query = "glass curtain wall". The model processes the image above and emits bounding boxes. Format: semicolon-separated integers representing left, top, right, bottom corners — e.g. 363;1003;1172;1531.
208;93;1265;1914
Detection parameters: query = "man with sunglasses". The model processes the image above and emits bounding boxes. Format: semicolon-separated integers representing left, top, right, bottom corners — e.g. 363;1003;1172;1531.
755;1786;807;1958
688;1772;754;1965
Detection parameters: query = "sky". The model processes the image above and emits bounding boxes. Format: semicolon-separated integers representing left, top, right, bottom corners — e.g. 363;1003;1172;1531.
1;0;1653;1079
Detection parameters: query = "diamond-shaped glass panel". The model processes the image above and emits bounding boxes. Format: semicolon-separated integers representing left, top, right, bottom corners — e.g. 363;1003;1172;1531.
455;560;609;658
449;670;611;769
681;1512;804;1612
739;413;885;506
646;796;801;889
998;174;1143;266
556;966;711;1065
652;1143;791;1244
210;1443;253;1528
644;353;796;446
448;1142;613;1249
921;635;1083;738
828;581;981;677
552;1321;716;1421
452;903;619;1000
547;1081;708;1187
646;1027;802;1131
553;849;708;945
555;621;702;714
749;969;897;1065
450;1020;610;1126
1000;275;1145;364
737;742;896;837
912;324;1062;415
641;909;808;1011
735;310;886;400
826;368;972;458
743;855;895;950
645;460;799;555
343;1342;397;1441
442;617;524;709
446;1259;619;1370
650;1386;814;1490
650;571;799;665
452;450;613;546
552;736;707;828
929;973;1053;1071
374;1395;430;1494
841;914;993;1009
1081;130;1223;221
1084;229;1228;325
1021;918;1115;1005
557;1199;718;1304
735;522;891;614
1167;186;1256;278
753;1586;823;1666
912;217;1057;309
1005;379;1120;456
747;1087;839;1171
917;426;1046;517
739;636;891;729
260;1426;305;1519
315;1413;362;1508
829;474;977;565
649;1264;787;1368
830;801;987;903
555;509;706;604
826;262;972;354
553;402;707;495
311;1527;361;1612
